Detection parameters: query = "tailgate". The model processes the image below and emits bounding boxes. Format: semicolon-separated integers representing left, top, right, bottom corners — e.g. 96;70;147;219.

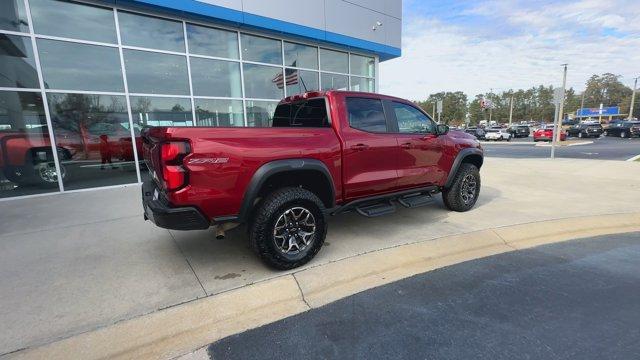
141;127;168;179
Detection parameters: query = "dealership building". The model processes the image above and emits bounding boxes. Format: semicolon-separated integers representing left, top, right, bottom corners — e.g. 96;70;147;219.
0;0;401;200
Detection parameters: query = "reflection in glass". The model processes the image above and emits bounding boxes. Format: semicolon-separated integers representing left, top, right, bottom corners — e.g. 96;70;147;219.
246;100;277;127
195;99;244;127
0;91;59;197
240;34;282;65
284;42;318;69
29;0;117;43
350;54;375;77
38;39;124;92
320;48;348;74
0;0;29;33
321;73;348;91
243;64;283;100
47;93;137;190
130;96;193;127
190;58;242;98
285;69;318;96
0;34;40;89
124;50;189;95
187;24;238;59
350;76;374;92
118;11;185;52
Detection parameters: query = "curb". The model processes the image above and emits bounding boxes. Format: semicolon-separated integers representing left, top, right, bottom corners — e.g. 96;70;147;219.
6;213;640;360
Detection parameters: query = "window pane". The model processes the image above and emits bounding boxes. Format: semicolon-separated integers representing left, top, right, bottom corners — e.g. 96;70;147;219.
118;11;184;52
38;39;124;92
187;24;238;59
284;42;317;69
285;69;318;96
321;73;348;91
47;93;137;190
0;0;29;33
392;102;436;134
350;76;374;92
243;64;284;100
124;50;189;95
195;99;243;126
246;100;277;127
346;97;387;132
240;34;281;65
190;58;241;98
0;34;40;89
130;96;192;127
0;91;59;197
273;98;328;127
350;54;375;77
320;48;348;73
29;0;116;43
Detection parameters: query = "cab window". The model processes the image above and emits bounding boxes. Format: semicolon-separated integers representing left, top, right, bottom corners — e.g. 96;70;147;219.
391;102;436;134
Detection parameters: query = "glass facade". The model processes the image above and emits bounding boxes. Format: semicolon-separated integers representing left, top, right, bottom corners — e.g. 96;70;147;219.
0;0;377;199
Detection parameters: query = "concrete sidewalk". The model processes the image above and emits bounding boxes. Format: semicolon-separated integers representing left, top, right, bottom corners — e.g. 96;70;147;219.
1;158;639;356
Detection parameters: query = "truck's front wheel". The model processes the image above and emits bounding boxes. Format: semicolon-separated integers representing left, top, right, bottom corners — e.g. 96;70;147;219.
442;163;481;212
250;187;327;270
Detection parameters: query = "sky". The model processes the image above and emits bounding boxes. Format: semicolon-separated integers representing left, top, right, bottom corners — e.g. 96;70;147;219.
379;0;640;100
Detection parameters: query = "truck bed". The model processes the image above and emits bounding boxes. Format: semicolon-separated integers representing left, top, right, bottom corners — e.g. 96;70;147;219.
142;126;342;220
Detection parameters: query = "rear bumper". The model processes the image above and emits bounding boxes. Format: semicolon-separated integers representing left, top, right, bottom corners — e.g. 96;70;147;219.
142;181;210;230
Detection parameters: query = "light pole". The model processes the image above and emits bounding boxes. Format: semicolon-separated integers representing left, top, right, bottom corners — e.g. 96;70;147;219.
551;64;568;159
556;64;568;143
579;90;586;121
629;77;638;120
508;94;514;126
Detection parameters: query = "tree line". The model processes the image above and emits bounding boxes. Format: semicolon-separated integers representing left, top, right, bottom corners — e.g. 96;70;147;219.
414;73;638;126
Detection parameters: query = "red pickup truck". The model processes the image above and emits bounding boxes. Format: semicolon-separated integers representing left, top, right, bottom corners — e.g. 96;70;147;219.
142;91;483;269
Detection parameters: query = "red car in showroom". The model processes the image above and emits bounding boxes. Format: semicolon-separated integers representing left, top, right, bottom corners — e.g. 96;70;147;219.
533;124;566;142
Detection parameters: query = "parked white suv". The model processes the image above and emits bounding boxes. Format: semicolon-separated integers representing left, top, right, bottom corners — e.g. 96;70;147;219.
484;128;512;141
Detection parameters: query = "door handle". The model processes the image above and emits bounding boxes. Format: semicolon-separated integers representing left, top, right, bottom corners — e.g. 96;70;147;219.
400;142;413;149
350;143;369;151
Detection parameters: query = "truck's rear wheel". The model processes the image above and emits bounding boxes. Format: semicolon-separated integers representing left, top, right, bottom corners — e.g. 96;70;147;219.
250;187;327;270
442;163;480;212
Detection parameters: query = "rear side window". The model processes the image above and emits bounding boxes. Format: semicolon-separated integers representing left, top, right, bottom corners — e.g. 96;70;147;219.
346;97;387;132
272;98;329;127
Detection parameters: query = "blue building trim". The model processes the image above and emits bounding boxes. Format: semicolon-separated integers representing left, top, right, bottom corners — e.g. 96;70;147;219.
111;0;401;60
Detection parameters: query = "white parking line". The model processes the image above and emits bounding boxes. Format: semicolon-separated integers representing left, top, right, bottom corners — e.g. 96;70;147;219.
535;141;593;147
627;154;640;162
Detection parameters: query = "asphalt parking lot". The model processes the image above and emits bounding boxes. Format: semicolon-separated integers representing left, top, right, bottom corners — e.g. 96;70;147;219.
208;232;640;360
481;136;640;161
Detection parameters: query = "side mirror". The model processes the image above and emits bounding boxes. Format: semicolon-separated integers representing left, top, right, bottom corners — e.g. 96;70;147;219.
436;124;449;135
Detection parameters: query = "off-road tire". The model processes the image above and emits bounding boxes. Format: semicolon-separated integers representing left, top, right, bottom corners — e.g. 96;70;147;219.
250;187;327;270
442;163;481;212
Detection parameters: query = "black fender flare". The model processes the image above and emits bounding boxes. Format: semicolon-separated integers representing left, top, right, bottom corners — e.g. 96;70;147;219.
237;158;336;223
444;148;484;188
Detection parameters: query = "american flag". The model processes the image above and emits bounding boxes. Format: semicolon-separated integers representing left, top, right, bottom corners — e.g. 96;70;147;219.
272;61;299;89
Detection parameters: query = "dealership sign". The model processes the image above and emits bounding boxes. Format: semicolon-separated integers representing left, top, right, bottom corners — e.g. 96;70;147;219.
576;106;619;116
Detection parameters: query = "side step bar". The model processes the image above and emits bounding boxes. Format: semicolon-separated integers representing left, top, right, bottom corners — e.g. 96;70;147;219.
397;193;434;208
331;186;440;217
356;201;396;217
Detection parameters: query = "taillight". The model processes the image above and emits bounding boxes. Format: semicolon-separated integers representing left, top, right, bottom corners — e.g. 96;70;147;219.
160;141;190;191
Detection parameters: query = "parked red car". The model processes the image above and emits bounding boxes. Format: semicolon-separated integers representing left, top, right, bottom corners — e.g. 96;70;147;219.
141;91;484;269
1;122;141;187
533;125;566;142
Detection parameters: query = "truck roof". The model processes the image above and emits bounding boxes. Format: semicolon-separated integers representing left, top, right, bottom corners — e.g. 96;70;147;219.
279;90;411;105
